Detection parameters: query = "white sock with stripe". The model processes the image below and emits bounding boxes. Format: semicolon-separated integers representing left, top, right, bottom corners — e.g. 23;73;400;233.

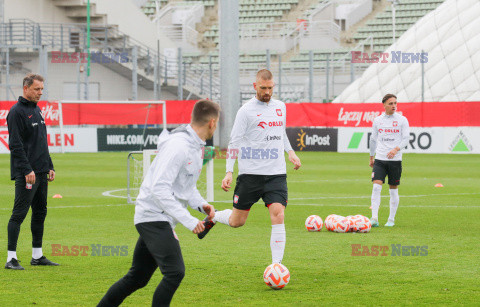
270;224;286;264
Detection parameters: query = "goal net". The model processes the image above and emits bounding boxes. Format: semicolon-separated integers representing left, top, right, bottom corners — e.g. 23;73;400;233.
127;147;215;204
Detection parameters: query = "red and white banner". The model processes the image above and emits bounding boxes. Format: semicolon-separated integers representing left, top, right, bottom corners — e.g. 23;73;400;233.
1;100;480;127
0;128;97;154
285;101;480;127
0;101;60;126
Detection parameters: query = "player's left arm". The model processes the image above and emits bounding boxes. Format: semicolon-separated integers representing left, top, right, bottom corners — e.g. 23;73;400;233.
283;106;301;170
399;117;410;149
188;187;215;220
387;117;410;159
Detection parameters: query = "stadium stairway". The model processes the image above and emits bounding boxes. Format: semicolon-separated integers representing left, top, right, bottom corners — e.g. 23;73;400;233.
50;0;211;100
52;0;107;23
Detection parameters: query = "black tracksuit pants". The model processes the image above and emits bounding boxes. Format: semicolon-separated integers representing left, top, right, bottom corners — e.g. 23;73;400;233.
97;222;185;307
8;173;48;251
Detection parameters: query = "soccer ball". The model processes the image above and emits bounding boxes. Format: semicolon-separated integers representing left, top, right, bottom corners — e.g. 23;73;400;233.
305;215;323;231
355;216;372;233
263;263;290;289
330;217;350;233
346;215;364;232
325;214;342;231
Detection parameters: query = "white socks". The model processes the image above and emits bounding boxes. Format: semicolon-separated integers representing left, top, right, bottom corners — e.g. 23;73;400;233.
7;248;43;262
371;183;382;220
388;189;399;222
33;247;43;260
270;224;286;264
212;209;232;226
7;251;17;262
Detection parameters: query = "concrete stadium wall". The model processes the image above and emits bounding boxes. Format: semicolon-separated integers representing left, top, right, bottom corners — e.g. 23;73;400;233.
0;52;179;101
92;0;176;51
4;0;74;23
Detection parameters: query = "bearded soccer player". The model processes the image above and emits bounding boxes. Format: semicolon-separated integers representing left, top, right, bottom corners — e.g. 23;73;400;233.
197;69;301;266
369;94;410;227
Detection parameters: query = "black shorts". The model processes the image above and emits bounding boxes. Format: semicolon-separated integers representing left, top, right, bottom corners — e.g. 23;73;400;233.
372;159;402;186
232;174;288;211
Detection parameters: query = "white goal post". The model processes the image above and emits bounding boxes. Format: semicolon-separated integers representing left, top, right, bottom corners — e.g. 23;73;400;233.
127;149;214;204
57;100;167;153
56;100;214;204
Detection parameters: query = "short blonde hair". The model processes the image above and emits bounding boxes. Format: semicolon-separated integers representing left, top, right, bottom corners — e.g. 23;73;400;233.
256;69;273;81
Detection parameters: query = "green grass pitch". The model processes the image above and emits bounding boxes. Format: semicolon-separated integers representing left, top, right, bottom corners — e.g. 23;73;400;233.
0;152;479;306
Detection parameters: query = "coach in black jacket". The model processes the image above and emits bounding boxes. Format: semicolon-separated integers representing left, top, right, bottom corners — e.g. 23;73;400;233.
5;73;59;270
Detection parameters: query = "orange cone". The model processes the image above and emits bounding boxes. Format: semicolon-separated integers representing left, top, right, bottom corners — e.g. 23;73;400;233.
434;183;444;188
52;194;63;198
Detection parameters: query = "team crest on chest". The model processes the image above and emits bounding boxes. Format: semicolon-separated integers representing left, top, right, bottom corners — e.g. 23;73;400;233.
276;109;282;116
393;121;398;127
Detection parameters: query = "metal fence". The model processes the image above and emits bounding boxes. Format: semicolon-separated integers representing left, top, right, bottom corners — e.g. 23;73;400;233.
1;19;373;103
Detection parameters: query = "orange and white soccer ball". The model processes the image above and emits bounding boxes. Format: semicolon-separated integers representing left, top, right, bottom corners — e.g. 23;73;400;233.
355;216;372;233
305;215;323;231
346;215;364;232
263;263;290;290
330;217;350;233
325;214;342;231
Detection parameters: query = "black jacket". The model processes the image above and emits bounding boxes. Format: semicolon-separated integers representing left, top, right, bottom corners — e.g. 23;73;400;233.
7;96;54;180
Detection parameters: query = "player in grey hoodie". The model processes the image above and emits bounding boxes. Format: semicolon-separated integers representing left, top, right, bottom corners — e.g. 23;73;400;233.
98;99;220;307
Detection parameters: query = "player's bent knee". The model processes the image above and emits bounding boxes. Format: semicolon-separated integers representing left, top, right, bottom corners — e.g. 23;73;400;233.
229;219;246;228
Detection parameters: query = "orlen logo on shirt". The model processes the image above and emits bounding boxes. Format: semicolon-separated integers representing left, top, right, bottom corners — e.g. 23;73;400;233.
257;121;283;129
378;129;399;133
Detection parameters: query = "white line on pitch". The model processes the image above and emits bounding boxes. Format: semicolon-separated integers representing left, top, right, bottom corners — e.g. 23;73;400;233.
101;188;480;203
102;189;134;199
0;201;478;211
210;192;480;203
0;204;132;211
289;203;480;209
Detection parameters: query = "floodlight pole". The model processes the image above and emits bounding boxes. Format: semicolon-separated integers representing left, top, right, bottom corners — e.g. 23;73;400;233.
219;0;240;148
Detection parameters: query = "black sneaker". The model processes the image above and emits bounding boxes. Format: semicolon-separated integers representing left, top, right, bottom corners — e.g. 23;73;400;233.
30;256;59;266
5;258;25;270
197;217;215;239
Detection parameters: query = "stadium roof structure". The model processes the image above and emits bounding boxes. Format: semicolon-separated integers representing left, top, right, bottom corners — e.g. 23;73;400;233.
334;0;480;103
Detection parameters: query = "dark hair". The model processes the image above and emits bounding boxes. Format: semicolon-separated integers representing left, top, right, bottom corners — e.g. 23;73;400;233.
23;73;44;87
256;69;273;81
191;99;220;125
382;94;397;104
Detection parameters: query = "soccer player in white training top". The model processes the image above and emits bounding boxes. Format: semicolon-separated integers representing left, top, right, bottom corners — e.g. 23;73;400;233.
369;94;410;227
197;69;301;266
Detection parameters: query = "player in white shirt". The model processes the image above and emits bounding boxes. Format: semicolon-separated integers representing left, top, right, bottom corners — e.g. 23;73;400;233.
369;94;410;227
98;99;219;307
197;69;301;266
